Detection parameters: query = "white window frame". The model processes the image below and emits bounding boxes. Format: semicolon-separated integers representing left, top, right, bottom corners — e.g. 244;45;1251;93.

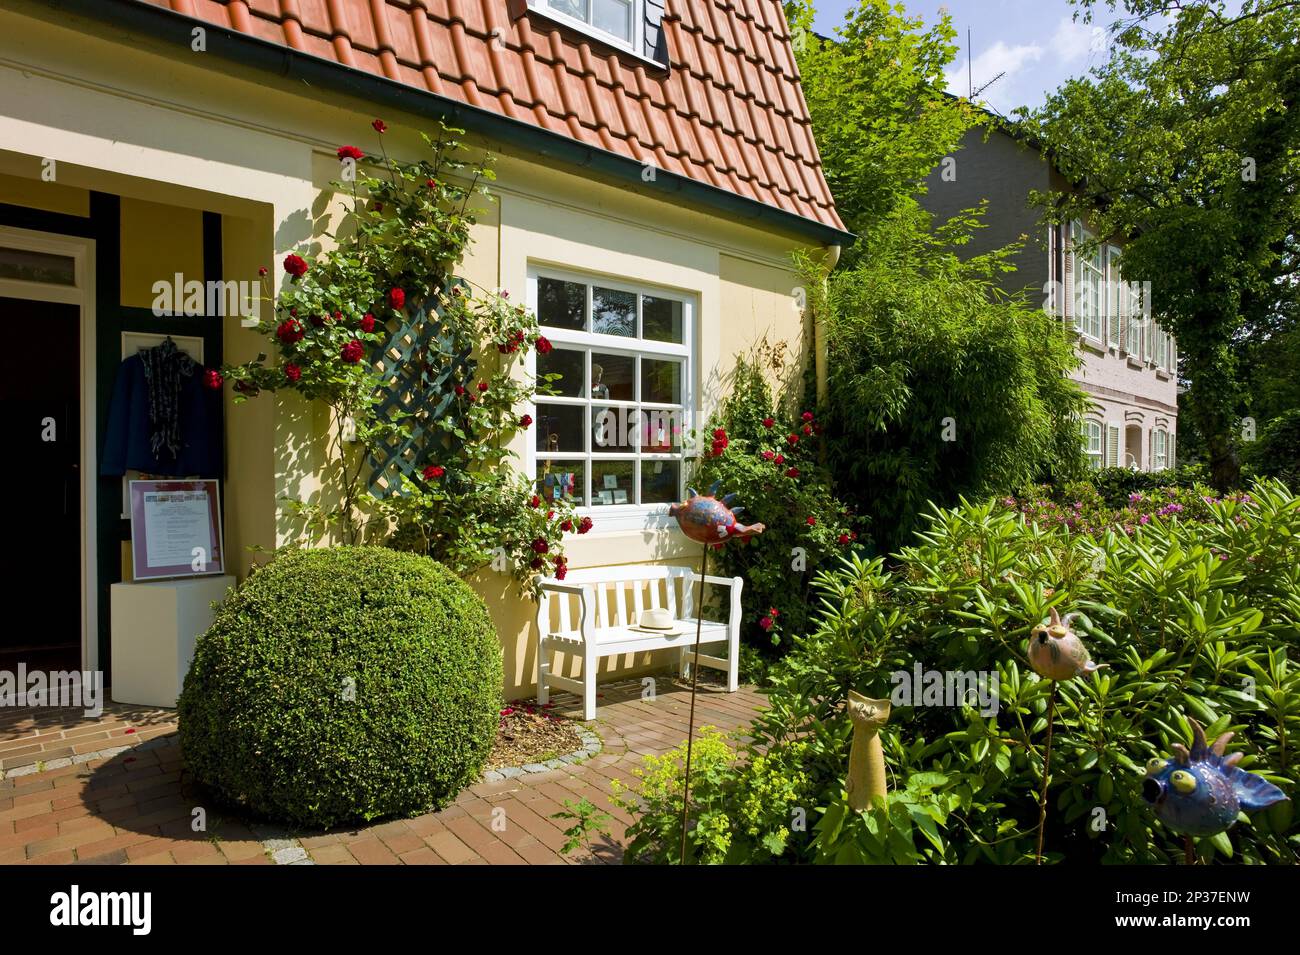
1071;222;1105;343
1105;244;1123;349
532;0;644;55
1152;428;1167;470
1125;278;1145;361
526;265;695;532
1083;419;1104;470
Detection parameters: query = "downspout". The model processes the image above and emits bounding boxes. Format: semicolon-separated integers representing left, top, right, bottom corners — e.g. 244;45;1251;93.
814;244;841;405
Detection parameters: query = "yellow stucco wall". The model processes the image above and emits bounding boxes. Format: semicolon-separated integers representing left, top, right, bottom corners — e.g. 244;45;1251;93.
0;5;824;697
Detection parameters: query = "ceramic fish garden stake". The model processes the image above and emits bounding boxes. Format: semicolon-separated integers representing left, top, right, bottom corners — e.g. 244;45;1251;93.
671;481;764;863
669;482;766;545
1144;717;1288;860
1028;606;1107;865
1028;607;1108;682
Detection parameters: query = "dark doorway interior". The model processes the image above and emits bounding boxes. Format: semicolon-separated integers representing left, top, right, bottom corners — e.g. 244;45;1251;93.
0;296;81;677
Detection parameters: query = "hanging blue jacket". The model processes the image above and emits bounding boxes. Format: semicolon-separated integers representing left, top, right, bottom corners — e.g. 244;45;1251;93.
100;353;221;477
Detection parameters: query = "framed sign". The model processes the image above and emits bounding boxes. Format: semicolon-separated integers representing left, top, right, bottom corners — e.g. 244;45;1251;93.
129;480;224;580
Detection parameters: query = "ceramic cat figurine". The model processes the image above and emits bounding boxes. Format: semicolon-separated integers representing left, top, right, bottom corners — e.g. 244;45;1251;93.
1028;607;1107;682
845;691;891;811
1143;717;1288;836
669;481;765;545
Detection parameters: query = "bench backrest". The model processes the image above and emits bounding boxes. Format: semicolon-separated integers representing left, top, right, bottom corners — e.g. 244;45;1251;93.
539;564;699;634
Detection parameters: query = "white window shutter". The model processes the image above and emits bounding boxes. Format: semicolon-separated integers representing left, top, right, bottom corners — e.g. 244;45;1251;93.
1168;431;1175;469
1106;423;1121;468
1149;429;1155;472
1062;224;1075;328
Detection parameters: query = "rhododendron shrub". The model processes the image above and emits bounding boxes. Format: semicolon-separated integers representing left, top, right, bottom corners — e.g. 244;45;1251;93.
220;122;583;582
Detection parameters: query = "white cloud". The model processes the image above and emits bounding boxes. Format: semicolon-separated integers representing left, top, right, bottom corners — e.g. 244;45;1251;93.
1051;16;1107;62
945;41;1043;99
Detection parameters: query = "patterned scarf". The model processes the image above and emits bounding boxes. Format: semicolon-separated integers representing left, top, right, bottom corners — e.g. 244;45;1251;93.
139;338;196;461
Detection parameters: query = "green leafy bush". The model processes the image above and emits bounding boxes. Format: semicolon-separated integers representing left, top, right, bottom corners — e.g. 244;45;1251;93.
689;357;861;663
619;481;1300;864
1244;409;1300;490
1003;479;1252;535
179;547;502;829
1044;465;1212;509
810;204;1090;552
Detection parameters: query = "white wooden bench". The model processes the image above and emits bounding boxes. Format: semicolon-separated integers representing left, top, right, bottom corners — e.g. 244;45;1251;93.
535;565;743;719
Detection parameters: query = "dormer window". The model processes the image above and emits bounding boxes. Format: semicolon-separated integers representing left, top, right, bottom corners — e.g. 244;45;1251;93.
537;0;641;51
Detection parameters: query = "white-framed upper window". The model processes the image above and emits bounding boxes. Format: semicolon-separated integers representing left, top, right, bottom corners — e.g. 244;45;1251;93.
527;266;693;517
1082;419;1103;470
1071;222;1105;342
1105;245;1123;348
536;0;642;51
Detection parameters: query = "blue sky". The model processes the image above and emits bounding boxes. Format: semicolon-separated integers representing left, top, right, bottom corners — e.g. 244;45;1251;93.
811;0;1115;116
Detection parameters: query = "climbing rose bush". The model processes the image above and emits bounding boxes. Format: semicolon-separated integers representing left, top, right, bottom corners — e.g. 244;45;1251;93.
221;121;588;582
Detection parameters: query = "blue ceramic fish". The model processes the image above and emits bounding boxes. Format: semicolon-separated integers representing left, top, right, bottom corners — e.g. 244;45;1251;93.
1142;717;1288;837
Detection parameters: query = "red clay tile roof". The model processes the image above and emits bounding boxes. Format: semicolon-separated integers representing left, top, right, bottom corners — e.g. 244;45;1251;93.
133;0;845;238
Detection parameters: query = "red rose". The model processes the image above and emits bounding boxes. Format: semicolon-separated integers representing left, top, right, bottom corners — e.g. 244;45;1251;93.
556;564;568;581
529;495;540;508
531;538;550;555
762;417;775;428
372;119;387;133
758;616;774;631
283;254;308;278
838;533;851;545
547;510;555;519
337;145;364;161
713;428;727;439
426;178;437;189
769;607;780;617
761;450;775;461
203;369;224;390
467;394;477;403
535;336;553;355
785;467;800;478
560;519;573;532
805;516;816;526
578;516;593;534
388;288;406;311
802;424;813;436
520;414;533;428
787;433;799;445
802;411;814;422
477;381;488;393
276;318;305;344
454;384;466;396
360;313;376;333
258;266;268;277
341;339;364;364
530;557;544;569
332;310;343;323
284;363;302;382
774;454;785;466
423;465;445;480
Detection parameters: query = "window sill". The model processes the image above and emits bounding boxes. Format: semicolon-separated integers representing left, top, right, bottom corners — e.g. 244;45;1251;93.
576;505;675;534
1156;370;1171;381
1126;356;1145;370
525;4;669;72
1079;336;1106;355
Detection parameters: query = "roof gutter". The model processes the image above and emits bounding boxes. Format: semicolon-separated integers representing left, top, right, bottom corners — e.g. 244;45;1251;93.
38;0;856;248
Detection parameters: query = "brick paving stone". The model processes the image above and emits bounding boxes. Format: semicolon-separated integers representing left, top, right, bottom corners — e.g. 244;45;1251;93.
0;678;764;865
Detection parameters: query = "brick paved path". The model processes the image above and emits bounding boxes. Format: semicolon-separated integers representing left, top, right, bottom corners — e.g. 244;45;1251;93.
0;679;764;865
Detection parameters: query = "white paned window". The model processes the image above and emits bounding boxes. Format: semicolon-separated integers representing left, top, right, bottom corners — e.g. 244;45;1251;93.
1153;428;1168;470
1126;278;1145;360
528;268;693;515
1071;222;1104;342
1083;419;1103;470
1106;246;1123;347
539;0;641;49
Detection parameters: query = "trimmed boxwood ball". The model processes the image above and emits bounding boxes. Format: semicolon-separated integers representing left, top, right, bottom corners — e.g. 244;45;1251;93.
178;547;502;829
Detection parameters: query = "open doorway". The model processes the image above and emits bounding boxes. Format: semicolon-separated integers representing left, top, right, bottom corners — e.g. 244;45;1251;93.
0;230;95;684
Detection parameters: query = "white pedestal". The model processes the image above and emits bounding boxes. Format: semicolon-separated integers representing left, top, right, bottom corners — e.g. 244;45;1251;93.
110;576;235;708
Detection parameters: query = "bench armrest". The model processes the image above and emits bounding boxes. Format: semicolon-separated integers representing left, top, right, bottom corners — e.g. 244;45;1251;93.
536;580;592;598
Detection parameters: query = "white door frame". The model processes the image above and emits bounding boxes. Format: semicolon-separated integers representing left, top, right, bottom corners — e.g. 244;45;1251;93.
0;225;97;674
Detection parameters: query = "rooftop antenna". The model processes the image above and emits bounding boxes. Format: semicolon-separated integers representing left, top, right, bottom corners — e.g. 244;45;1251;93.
968;27;973;98
973;71;1006;100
